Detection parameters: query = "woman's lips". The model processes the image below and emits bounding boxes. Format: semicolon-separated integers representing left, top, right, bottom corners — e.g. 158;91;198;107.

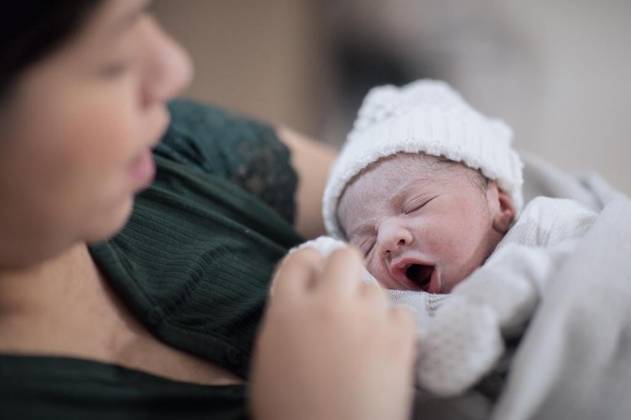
126;109;168;190
128;148;156;189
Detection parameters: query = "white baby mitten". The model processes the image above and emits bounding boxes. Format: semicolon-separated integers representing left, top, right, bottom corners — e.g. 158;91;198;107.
416;295;504;395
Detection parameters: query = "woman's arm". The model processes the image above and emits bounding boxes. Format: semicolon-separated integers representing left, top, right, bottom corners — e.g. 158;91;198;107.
276;126;337;239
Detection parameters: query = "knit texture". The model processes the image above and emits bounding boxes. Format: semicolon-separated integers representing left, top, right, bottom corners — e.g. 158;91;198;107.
323;79;524;239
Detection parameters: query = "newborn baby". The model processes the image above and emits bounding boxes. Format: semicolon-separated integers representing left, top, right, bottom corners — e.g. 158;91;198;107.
291;80;597;396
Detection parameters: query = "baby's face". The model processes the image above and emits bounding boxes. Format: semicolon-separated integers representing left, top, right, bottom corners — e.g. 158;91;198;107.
337;154;513;293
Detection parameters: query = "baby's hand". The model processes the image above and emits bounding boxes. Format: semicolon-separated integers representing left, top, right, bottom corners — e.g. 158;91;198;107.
416;295;503;395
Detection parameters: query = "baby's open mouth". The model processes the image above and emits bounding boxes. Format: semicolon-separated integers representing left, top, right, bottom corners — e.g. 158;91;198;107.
405;264;434;291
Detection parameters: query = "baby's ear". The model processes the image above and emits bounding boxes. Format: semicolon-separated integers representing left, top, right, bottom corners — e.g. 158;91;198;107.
486;181;515;234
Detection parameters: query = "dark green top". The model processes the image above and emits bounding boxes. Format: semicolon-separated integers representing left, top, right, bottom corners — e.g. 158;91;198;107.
0;100;304;419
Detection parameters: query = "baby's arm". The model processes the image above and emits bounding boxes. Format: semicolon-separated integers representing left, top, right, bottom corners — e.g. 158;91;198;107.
416;237;586;396
455;238;579;336
454;196;598;336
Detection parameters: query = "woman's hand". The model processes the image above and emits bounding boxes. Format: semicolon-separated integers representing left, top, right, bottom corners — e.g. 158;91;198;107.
250;247;417;420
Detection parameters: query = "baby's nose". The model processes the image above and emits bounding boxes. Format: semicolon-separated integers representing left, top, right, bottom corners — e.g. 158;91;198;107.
378;219;414;257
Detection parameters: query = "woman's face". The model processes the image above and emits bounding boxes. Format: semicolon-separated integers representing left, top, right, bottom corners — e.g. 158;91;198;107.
0;0;192;267
337;154;514;293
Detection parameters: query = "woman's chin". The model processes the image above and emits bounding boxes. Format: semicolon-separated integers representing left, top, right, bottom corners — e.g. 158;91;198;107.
86;195;135;243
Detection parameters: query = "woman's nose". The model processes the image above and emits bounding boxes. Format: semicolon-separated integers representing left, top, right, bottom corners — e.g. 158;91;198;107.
376;218;414;258
140;17;194;107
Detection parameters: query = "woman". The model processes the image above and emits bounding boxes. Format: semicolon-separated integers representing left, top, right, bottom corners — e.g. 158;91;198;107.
0;1;416;419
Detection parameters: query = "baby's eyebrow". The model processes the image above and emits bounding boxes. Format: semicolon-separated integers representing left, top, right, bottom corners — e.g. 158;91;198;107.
390;183;418;208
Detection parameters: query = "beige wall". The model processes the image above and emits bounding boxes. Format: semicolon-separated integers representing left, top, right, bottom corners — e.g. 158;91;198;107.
459;0;631;195
155;1;630;195
154;0;327;136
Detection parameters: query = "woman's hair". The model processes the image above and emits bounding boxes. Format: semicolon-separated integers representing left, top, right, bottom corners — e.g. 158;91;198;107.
0;1;105;102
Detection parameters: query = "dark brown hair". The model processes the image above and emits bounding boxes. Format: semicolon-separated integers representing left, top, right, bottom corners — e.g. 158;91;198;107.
0;1;105;101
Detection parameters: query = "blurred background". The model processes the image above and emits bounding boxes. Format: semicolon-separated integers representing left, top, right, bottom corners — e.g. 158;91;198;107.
154;0;631;194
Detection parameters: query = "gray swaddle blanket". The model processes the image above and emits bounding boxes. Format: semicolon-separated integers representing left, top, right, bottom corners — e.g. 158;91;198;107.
411;153;631;420
489;155;631;420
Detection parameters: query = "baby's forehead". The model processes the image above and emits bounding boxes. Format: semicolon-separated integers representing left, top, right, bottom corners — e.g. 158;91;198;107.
336;153;480;233
337;155;435;215
345;153;454;195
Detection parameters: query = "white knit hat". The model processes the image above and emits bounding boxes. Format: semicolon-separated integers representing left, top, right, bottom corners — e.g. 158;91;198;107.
323;79;524;239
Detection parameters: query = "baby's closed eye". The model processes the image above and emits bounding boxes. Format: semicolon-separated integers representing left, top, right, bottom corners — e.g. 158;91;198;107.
402;194;439;214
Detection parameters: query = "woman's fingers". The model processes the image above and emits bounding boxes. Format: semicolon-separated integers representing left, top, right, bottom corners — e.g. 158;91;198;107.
389;305;417;331
253;243;419;420
316;246;365;296
271;247;322;300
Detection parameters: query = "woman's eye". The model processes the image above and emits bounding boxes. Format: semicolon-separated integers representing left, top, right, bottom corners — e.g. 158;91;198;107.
100;59;133;78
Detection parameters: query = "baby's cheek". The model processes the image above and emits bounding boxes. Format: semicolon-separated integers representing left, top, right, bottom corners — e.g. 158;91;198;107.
422;227;457;258
431;214;477;254
366;259;389;286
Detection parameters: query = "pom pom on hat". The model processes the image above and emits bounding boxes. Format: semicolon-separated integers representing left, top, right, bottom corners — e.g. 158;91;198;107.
322;79;524;239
